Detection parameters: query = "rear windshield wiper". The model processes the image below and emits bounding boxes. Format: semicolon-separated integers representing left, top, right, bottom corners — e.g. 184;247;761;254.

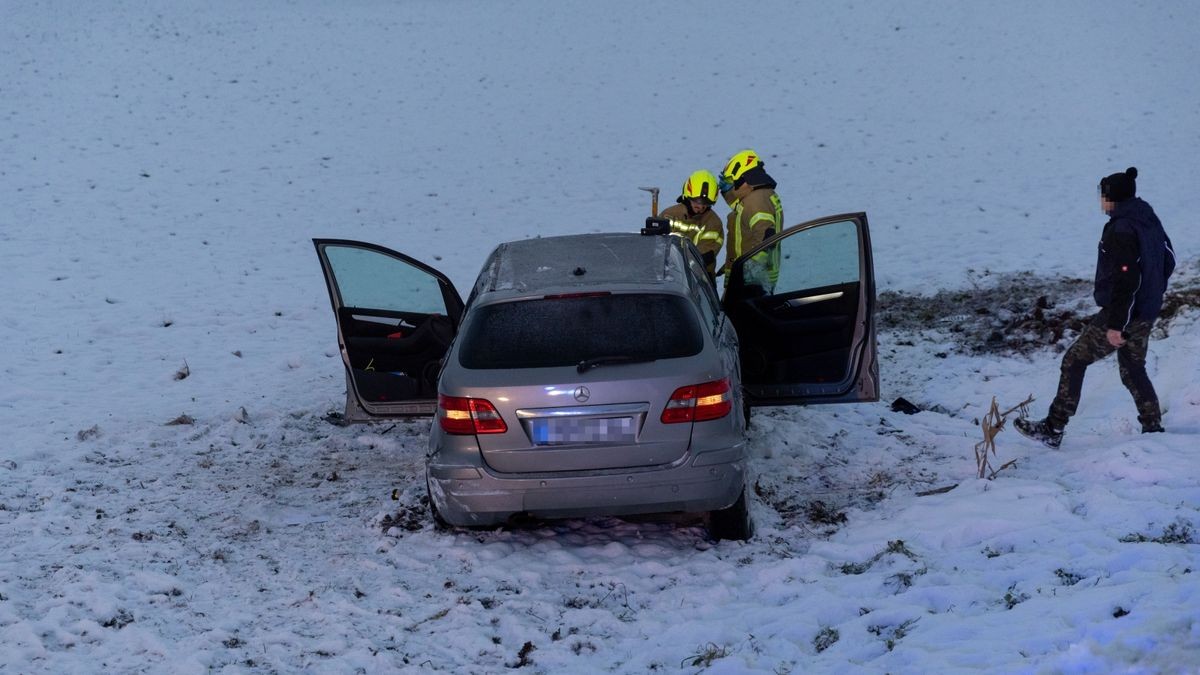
576;355;655;373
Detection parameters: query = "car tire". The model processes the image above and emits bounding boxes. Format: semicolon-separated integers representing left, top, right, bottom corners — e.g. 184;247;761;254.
708;488;753;542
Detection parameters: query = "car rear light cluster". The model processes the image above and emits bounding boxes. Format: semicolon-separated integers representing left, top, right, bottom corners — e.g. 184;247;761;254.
661;378;733;424
439;395;508;435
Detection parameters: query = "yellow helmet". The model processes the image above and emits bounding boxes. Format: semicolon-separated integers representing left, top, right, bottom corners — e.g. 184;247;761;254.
721;149;762;185
680;169;718;204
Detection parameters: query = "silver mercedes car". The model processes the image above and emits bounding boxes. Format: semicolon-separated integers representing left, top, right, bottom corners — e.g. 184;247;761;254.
314;212;878;540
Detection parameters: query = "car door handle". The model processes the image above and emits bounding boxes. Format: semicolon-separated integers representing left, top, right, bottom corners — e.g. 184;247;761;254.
775;291;844;311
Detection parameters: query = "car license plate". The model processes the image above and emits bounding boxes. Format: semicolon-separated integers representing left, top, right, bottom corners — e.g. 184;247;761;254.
529;416;637;445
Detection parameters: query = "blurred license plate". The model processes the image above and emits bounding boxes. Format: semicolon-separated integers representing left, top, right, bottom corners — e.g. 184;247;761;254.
529;417;637;445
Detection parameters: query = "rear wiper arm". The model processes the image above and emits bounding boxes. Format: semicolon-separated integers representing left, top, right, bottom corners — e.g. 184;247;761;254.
576;355;654;373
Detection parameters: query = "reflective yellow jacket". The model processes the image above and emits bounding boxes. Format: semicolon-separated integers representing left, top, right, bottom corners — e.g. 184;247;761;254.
722;187;783;288
661;203;724;276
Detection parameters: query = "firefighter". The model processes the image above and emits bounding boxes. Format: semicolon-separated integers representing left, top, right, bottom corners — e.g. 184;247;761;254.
718;149;783;292
660;170;724;277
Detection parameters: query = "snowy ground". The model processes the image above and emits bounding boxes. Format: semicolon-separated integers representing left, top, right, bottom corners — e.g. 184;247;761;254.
2;1;1199;673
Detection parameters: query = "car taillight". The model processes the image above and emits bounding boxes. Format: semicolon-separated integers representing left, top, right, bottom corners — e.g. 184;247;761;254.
661;378;733;424
438;395;508;435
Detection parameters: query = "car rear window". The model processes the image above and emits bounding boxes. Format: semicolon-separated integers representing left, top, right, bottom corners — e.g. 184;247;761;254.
457;293;703;370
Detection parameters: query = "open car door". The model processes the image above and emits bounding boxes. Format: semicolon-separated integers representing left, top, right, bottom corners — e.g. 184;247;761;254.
313;239;464;421
722;212;878;406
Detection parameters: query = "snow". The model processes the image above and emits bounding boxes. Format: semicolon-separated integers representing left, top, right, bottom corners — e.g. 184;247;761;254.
2;0;1199;672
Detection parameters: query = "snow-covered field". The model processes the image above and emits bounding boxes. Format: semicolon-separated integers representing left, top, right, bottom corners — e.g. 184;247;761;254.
2;1;1198;672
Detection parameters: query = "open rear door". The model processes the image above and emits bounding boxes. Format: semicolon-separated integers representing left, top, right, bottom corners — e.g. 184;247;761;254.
313;239;464;420
722;212;878;406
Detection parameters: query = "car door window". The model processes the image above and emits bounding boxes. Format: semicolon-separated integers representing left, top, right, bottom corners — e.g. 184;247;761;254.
682;243;720;334
775;219;860;293
324;246;446;314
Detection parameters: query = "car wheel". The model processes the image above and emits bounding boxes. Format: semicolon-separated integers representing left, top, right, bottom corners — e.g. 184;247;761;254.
742;398;752;429
708;488;753;542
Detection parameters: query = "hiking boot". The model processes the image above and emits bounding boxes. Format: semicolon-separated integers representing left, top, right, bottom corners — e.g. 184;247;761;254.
1014;417;1063;449
1141;422;1165;434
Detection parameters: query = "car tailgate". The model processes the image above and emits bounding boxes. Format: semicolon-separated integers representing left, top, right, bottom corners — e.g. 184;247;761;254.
463;370;702;474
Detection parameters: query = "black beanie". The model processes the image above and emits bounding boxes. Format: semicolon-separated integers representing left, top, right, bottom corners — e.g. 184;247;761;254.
1100;167;1137;202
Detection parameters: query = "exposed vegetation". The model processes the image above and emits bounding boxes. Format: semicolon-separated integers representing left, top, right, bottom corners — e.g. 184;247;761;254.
878;266;1200;357
1119;520;1195;545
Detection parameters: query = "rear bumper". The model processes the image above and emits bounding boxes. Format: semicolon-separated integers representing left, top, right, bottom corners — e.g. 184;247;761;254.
427;445;747;527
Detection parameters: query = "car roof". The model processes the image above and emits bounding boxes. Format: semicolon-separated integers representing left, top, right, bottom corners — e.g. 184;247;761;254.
471;232;690;299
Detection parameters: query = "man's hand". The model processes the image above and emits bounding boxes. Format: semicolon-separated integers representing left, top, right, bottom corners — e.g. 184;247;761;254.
1106;329;1127;347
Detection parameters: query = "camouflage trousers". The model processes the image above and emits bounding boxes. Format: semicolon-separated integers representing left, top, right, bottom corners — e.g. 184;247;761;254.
1047;310;1160;429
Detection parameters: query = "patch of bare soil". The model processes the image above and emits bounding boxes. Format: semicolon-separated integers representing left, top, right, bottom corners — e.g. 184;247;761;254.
878;262;1200;357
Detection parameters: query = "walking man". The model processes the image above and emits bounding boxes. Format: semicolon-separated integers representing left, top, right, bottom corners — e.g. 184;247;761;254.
1017;167;1176;448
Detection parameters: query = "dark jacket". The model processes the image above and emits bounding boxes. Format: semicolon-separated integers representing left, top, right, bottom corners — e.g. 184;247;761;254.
1093;197;1175;330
